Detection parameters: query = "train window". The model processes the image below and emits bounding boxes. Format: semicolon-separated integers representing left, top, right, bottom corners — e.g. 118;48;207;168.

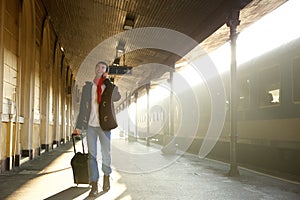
159;112;164;121
154;112;157;121
292;57;300;102
259;66;281;107
238;77;250;110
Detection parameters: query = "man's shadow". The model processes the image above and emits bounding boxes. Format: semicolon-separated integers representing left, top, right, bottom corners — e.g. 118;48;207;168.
44;186;90;200
45;186;109;200
82;190;108;200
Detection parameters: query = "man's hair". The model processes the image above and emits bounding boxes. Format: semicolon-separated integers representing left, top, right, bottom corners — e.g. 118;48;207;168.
96;61;108;68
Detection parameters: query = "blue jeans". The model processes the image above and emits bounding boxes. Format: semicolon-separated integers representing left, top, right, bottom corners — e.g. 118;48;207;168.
86;126;111;182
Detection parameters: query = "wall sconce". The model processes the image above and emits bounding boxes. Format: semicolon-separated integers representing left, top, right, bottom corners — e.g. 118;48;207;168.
117;40;125;53
114;40;126;66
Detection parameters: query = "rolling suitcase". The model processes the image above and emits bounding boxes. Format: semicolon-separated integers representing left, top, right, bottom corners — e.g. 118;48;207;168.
71;133;90;185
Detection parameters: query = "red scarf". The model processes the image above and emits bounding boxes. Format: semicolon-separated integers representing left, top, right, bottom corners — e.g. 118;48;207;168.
94;77;105;103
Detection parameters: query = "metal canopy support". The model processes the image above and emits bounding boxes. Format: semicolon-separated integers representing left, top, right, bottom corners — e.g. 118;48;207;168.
162;69;174;147
161;68;176;154
134;92;138;141
146;83;150;146
126;91;131;139
227;9;240;177
169;69;174;137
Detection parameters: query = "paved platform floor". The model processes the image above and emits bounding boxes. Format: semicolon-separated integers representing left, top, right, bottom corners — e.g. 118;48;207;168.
0;136;299;200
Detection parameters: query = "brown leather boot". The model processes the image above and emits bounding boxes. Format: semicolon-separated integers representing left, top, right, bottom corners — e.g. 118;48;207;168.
102;175;110;191
89;181;98;197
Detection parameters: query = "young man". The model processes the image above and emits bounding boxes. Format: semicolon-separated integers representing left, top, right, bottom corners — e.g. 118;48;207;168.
74;61;121;197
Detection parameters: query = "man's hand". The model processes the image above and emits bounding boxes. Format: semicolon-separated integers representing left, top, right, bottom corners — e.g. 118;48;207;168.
102;72;109;78
72;129;81;135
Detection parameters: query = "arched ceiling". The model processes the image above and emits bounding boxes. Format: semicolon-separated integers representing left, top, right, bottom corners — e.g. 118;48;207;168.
42;0;286;104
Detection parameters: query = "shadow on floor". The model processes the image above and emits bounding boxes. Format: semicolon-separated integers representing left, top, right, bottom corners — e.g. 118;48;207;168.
44;186;90;200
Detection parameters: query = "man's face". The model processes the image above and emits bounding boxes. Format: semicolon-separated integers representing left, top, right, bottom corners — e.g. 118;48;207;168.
95;63;107;77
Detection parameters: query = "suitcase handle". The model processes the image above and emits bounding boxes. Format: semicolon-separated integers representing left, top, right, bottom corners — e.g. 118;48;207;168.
72;133;85;154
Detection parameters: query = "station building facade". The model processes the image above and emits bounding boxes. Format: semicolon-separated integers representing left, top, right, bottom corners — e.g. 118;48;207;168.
0;0;75;172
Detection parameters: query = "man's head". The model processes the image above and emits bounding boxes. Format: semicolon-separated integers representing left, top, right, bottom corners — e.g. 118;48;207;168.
95;61;108;78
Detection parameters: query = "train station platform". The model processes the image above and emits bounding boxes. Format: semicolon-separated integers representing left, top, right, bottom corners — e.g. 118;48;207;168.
0;134;300;200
